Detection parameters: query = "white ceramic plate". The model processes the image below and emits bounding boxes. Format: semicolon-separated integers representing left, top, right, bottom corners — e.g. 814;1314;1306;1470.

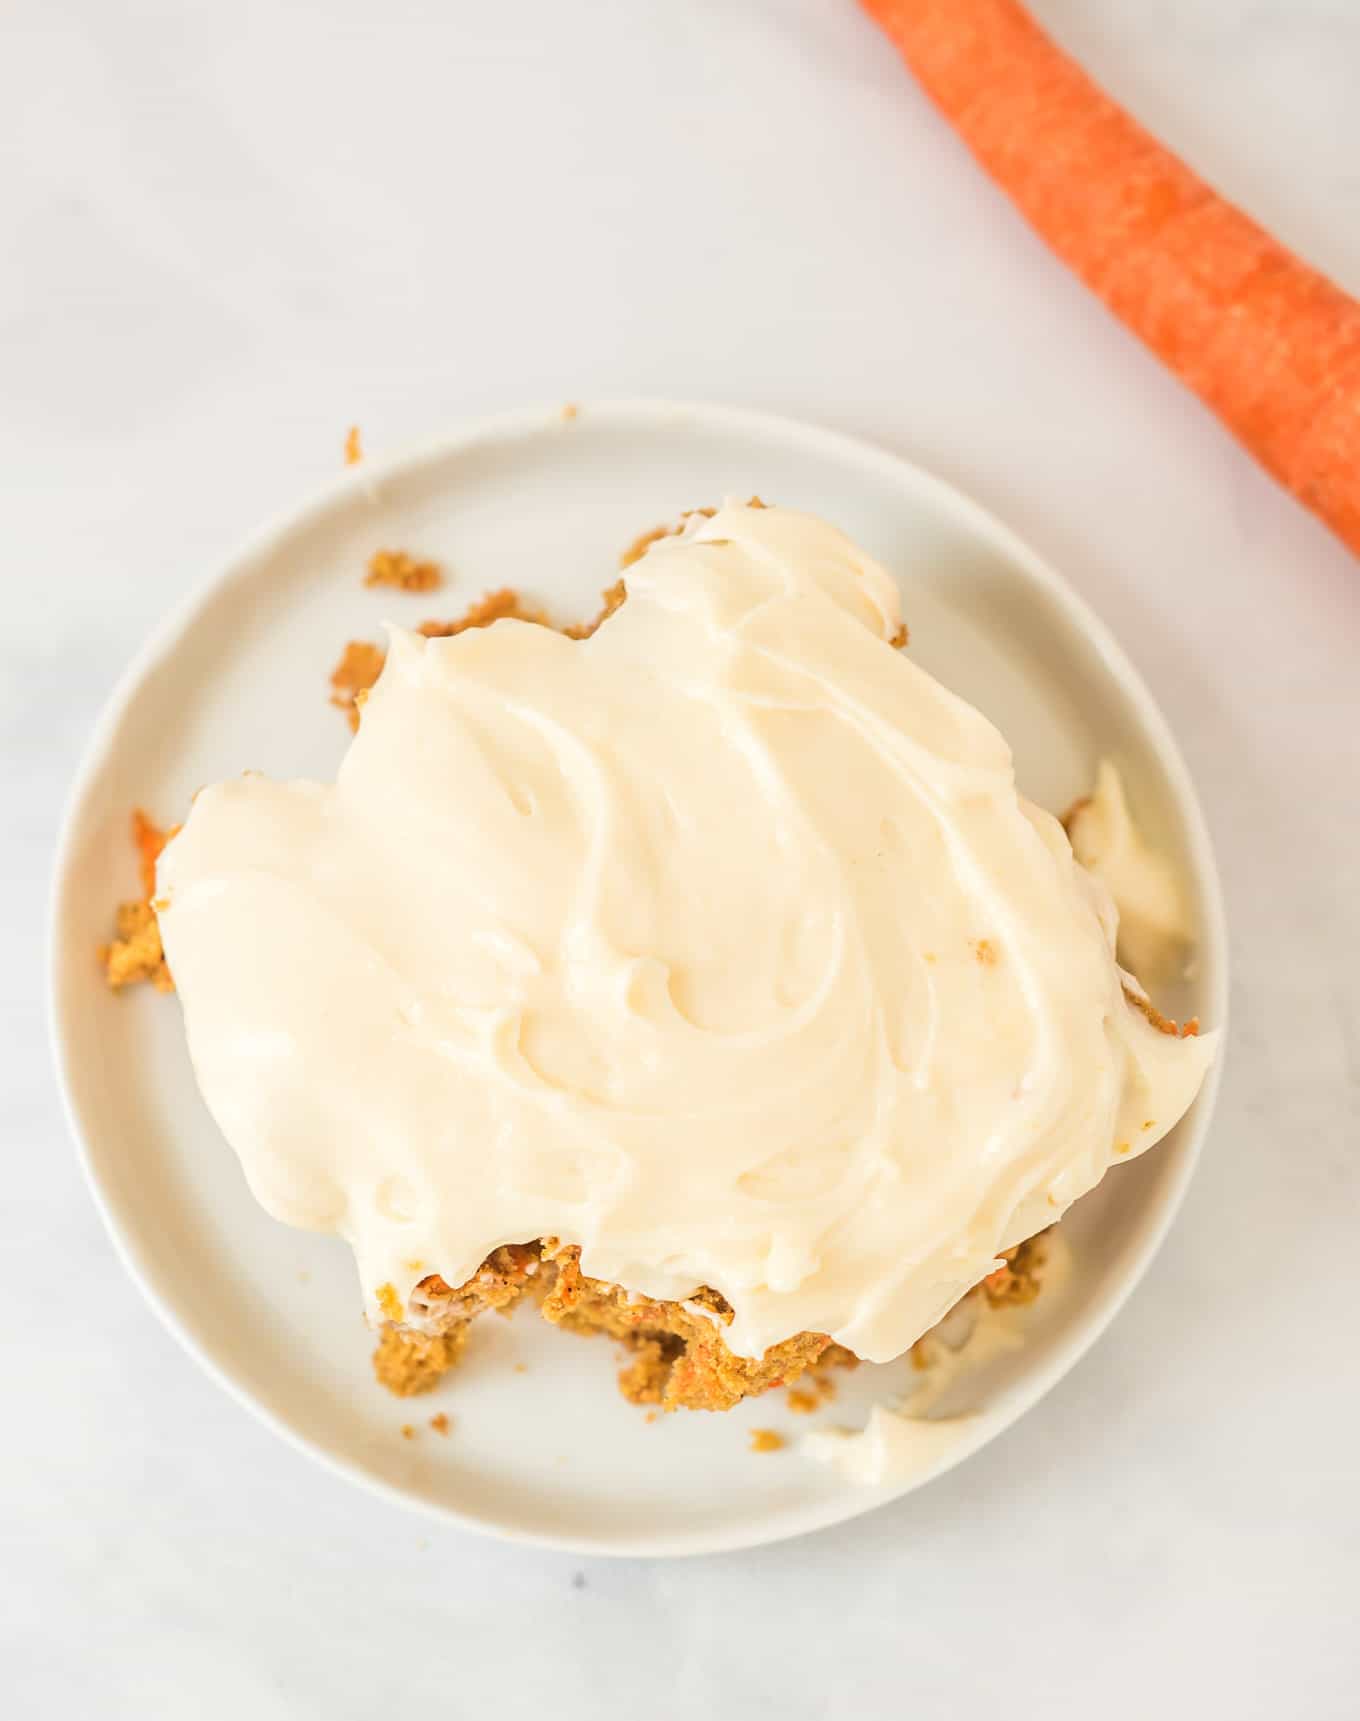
51;401;1226;1557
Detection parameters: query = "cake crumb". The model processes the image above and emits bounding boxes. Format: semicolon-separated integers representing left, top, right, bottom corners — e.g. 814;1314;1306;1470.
428;1413;451;1436
513;1362;528;1374
1123;985;1199;1039
786;1387;819;1414
564;580;626;640
419;589;551;637
329;640;387;732
345;426;363;465
541;1245;833;1413
365;549;443;593
820;1345;859;1374
373;1326;468;1397
644;1410;659;1424
101;900;173;991
974;938;999;966
561;402;579;421
376;1283;403;1322
101;810;177;992
400;1424;416;1440
981;1234;1048;1308
749;1428;785;1454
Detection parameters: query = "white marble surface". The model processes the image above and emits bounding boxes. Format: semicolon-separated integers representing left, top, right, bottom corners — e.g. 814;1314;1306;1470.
4;0;1358;1714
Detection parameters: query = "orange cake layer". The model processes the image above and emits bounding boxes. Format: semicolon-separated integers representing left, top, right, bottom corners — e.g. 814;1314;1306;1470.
373;1233;1052;1411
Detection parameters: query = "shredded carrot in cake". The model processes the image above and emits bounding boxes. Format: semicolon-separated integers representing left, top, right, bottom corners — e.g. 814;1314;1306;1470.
364;549;443;593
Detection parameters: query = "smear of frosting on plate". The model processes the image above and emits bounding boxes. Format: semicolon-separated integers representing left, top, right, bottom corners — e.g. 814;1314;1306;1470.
1067;759;1193;983
801;1230;1072;1485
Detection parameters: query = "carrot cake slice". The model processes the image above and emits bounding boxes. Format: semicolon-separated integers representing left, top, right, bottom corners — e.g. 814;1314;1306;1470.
146;502;1217;1409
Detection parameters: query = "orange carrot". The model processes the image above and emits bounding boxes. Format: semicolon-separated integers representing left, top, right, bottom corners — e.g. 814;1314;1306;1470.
861;0;1360;557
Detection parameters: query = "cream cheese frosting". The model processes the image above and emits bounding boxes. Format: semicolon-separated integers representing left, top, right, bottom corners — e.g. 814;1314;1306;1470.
1067;759;1193;983
157;503;1216;1363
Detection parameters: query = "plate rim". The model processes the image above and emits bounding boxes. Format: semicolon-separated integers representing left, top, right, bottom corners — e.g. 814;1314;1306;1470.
48;397;1229;1557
